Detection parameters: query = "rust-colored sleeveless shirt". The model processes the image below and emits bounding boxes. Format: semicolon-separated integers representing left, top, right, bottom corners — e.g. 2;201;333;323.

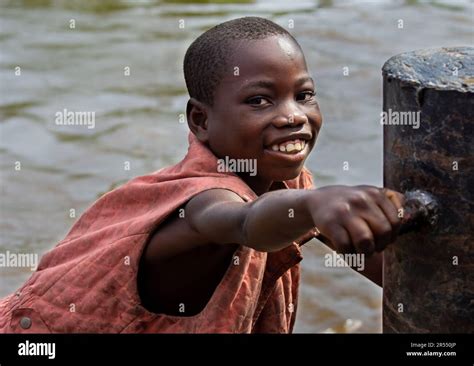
0;132;316;333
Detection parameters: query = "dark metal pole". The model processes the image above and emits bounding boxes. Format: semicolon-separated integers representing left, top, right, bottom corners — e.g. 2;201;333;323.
382;47;474;333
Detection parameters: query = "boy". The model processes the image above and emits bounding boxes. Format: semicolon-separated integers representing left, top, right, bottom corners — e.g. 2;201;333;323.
0;17;403;333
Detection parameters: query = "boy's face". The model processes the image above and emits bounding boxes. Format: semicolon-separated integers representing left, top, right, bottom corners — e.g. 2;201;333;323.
200;35;322;192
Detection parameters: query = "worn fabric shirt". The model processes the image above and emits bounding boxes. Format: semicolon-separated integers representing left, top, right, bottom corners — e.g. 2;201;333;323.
0;132;316;333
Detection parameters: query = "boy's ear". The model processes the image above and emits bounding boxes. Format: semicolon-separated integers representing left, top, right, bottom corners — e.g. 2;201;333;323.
186;98;209;143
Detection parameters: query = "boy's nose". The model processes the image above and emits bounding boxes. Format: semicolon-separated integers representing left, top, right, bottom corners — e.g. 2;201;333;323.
271;105;308;128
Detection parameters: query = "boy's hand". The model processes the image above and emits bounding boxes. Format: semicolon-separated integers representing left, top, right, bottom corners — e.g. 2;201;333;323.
308;185;405;256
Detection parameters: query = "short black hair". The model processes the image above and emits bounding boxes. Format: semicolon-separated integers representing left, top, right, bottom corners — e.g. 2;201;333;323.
183;16;300;106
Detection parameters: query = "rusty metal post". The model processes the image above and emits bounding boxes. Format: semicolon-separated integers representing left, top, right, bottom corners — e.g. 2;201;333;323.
382;47;474;333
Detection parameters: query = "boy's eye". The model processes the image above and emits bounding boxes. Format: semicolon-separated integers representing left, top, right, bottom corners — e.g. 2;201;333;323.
246;96;270;106
297;91;316;101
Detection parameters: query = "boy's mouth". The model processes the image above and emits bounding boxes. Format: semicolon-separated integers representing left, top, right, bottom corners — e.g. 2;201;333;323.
263;134;311;164
264;131;312;154
268;138;306;154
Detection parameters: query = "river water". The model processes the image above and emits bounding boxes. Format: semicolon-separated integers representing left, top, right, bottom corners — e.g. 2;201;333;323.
0;0;472;333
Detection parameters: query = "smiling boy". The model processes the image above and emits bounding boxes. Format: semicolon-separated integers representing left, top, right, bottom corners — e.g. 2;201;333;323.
0;17;403;333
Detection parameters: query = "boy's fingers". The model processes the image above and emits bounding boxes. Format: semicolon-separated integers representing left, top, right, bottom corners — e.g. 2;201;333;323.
360;203;393;251
377;201;401;245
381;189;405;241
345;218;375;255
377;191;403;241
327;225;352;254
377;198;400;226
382;188;405;211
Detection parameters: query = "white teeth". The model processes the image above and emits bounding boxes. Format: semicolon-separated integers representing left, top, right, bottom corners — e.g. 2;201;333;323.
269;139;307;154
